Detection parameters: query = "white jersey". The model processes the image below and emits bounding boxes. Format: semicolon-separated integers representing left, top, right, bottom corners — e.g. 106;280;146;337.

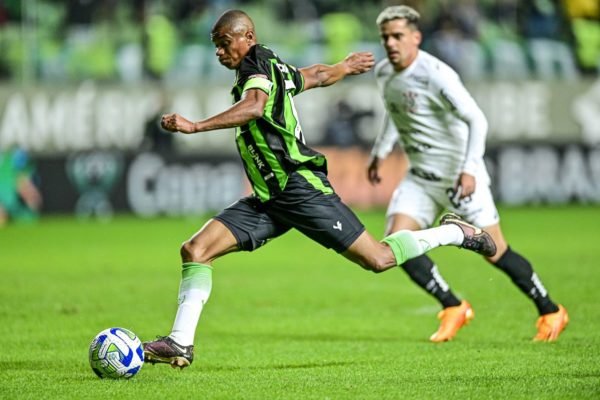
372;50;489;186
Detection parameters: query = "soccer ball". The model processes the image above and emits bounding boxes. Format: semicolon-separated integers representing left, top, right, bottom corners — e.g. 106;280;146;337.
89;327;144;379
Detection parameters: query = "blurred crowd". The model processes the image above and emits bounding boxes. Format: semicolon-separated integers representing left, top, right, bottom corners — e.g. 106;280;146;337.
0;147;42;226
0;0;598;84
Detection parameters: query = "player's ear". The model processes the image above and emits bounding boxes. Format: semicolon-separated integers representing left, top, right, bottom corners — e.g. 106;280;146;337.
414;30;422;46
245;29;255;43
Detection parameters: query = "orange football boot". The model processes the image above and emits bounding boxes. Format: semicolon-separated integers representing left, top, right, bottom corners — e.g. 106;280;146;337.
430;300;474;342
533;304;569;342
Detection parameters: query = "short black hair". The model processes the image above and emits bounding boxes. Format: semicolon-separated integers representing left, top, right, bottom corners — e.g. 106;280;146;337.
211;9;255;39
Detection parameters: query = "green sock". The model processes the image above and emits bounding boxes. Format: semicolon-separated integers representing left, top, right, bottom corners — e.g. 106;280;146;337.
170;262;213;346
180;262;212;293
382;230;425;266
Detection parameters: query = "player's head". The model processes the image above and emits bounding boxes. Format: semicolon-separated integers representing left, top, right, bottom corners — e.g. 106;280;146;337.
376;6;422;71
211;9;257;70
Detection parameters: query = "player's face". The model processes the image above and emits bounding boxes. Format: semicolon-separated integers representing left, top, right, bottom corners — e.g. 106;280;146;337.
379;19;421;71
212;29;253;70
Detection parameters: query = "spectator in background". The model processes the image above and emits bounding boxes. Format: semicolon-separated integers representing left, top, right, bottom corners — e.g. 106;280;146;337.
518;0;579;79
519;0;568;39
144;11;178;79
563;0;600;74
323;100;373;147
0;148;42;226
424;0;483;77
0;2;10;26
425;11;465;72
480;0;531;79
563;0;600;18
142;98;175;153
321;12;363;64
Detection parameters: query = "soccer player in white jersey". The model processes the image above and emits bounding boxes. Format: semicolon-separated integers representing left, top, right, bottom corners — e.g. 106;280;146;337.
367;5;568;342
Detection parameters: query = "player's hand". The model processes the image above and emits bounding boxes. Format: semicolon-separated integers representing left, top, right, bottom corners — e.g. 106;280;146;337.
161;113;196;134
367;156;381;185
343;52;375;76
456;173;476;198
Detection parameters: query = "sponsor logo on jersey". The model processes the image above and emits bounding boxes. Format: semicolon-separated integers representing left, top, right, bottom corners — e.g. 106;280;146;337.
247;144;266;170
402;91;418;113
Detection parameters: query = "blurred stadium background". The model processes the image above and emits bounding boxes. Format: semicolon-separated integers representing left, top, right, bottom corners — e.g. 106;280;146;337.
1;0;600;222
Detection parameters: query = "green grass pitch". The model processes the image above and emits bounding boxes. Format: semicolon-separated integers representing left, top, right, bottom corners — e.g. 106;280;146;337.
1;206;599;399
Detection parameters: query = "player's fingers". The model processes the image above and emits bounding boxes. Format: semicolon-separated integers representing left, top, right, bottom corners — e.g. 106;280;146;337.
461;184;475;198
354;51;373;58
367;167;378;184
371;174;381;185
162;116;178;132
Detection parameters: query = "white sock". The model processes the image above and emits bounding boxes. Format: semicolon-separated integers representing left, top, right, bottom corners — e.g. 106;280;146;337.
169;263;212;346
410;225;464;251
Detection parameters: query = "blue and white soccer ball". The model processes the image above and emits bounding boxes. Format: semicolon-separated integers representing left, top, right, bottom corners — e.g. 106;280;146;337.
89;327;144;379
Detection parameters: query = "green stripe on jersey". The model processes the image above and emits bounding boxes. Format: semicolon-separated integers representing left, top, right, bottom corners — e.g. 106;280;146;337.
296;168;334;195
233;45;328;202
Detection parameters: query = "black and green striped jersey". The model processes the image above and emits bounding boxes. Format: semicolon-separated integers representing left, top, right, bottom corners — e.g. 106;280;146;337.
232;44;329;202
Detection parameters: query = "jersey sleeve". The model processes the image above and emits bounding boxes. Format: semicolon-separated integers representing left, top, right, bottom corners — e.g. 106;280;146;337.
434;70;488;176
238;47;274;95
371;114;400;160
287;64;305;96
371;60;400;159
238;46;304;96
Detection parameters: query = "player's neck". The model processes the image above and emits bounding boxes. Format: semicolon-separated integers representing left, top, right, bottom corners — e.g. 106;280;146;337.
393;50;419;72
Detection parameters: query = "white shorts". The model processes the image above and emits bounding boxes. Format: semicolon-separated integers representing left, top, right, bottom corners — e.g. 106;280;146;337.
386;174;500;229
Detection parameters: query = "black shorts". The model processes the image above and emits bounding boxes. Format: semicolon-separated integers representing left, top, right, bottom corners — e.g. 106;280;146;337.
214;169;365;253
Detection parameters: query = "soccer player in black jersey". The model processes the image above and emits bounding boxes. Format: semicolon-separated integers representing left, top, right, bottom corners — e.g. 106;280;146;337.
143;9;496;369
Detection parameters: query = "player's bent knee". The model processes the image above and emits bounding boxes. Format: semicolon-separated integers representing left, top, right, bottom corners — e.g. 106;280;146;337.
180;240;211;264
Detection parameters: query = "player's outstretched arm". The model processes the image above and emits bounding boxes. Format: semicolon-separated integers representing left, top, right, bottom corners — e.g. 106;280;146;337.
300;52;375;91
161;88;269;134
